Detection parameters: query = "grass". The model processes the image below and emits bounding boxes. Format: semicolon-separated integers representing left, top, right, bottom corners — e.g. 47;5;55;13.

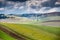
0;22;60;40
28;25;60;36
0;30;15;40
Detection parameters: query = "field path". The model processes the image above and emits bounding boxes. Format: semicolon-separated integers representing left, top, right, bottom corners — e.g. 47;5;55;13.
0;25;26;40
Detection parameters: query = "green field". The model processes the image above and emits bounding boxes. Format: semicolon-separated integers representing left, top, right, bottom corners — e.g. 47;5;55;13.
0;30;15;40
0;22;60;40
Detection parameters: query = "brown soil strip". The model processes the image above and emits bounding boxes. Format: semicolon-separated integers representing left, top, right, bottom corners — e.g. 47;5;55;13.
43;20;60;22
0;25;26;40
0;38;3;40
41;22;60;27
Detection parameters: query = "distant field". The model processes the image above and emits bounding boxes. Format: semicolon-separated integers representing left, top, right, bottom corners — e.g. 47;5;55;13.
0;22;60;40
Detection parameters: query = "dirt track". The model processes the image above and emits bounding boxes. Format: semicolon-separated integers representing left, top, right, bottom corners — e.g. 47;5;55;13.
41;22;60;27
0;25;26;40
0;38;2;40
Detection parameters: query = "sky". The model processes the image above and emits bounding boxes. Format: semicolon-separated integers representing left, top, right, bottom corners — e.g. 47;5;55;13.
8;0;27;2
0;0;60;14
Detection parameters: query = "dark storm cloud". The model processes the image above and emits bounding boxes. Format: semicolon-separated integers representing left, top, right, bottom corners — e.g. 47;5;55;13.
41;0;57;7
8;0;27;2
0;0;5;7
0;0;27;7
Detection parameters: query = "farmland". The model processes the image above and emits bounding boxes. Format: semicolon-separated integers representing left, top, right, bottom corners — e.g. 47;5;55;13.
0;22;60;40
0;30;15;40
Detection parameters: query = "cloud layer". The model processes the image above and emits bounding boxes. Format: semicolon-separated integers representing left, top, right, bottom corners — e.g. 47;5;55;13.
0;0;60;14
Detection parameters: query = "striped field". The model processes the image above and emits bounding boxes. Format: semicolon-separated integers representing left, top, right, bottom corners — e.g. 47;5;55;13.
0;22;60;40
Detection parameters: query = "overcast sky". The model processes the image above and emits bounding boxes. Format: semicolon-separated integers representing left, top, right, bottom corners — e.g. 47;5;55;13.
0;0;60;14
